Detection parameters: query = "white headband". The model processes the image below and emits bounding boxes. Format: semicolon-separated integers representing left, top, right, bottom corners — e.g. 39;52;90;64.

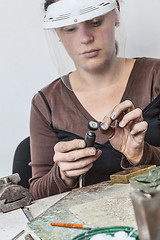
44;0;119;29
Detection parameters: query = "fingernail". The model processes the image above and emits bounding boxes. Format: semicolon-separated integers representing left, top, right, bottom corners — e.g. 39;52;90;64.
119;120;125;127
100;122;108;130
79;141;85;148
110;112;116;120
110;120;116;127
89;148;96;155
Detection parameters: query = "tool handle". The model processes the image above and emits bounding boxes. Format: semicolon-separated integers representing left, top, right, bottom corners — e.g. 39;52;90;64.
51;222;83;228
85;131;96;147
79;131;96;188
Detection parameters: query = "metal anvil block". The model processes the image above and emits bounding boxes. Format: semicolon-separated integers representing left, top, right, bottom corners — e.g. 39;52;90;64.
0;173;32;212
130;190;160;240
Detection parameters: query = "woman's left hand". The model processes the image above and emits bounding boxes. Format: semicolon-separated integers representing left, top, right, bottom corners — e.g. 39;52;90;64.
100;100;148;165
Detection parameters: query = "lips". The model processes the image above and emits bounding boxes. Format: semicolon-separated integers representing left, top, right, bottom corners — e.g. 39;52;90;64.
81;49;100;58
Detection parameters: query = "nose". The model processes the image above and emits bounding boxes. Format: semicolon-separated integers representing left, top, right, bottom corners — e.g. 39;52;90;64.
79;25;94;44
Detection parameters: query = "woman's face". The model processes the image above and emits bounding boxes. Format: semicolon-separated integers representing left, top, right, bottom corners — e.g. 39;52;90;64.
56;11;117;74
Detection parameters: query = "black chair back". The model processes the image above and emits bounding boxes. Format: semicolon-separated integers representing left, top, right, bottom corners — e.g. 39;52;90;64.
12;137;32;189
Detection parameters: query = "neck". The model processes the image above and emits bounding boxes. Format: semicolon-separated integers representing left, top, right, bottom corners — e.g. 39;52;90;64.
70;57;125;92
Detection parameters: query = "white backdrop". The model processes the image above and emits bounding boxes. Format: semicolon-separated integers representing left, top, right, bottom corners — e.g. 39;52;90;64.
0;0;160;177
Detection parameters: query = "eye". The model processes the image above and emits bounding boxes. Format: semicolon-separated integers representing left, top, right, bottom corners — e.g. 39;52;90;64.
61;25;77;33
66;27;77;32
88;16;104;27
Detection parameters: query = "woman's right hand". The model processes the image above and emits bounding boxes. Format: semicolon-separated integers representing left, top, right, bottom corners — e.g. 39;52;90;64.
53;139;102;187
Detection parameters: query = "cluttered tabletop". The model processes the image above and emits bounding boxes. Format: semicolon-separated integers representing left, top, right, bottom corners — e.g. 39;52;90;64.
1;165;160;240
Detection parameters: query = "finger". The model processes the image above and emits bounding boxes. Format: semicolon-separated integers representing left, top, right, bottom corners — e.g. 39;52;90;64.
59;152;100;172
54;139;85;153
59;150;102;177
100;111;114;131
110;100;135;121
100;100;135;131
130;121;148;135
118;108;143;128
99;112;116;135
59;150;102;172
54;146;97;163
99;121;115;137
64;163;94;178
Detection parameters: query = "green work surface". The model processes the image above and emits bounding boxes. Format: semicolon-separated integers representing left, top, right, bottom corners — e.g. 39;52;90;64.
28;182;136;240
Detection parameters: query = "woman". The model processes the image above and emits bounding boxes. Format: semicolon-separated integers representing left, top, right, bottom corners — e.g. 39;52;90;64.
29;0;160;200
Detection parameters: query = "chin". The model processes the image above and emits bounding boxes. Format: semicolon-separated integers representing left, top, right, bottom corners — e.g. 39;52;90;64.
82;61;108;74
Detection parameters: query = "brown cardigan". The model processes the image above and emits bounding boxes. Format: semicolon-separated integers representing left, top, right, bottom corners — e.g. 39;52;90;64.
29;57;160;200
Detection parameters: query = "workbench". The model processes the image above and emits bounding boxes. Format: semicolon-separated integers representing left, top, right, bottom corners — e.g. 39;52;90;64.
0;182;137;240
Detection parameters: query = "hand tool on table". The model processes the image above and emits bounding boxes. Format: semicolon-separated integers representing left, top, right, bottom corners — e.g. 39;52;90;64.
11;230;25;240
25;233;35;240
51;222;96;230
0;173;32;213
79;121;97;187
10;206;34;240
11;231;36;240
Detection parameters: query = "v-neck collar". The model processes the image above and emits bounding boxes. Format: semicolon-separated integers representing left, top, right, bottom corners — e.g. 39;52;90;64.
64;58;140;121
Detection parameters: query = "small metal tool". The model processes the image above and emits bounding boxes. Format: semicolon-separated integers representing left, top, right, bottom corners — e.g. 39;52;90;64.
79;121;97;188
11;230;25;240
25;233;35;240
22;206;34;222
88;120;99;131
0;174;32;213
